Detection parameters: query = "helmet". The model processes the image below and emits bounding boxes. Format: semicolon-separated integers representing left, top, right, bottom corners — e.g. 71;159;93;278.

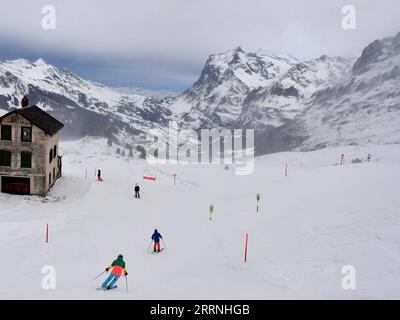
118;254;123;259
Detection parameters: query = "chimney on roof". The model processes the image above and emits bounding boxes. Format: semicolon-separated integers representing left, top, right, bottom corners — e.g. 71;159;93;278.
21;95;29;108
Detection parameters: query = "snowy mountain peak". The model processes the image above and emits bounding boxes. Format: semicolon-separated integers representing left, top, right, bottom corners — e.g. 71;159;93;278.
238;54;354;134
353;32;400;75
0;58;172;144
33;58;47;66
209;46;244;64
168;47;301;123
168;45;357;132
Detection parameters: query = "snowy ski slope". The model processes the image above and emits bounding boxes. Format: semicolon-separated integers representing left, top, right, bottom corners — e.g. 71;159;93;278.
1;138;400;299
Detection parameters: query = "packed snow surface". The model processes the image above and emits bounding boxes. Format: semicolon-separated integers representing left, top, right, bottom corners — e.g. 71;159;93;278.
1;137;400;299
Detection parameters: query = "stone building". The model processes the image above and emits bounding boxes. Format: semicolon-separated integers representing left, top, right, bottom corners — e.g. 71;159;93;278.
0;105;64;196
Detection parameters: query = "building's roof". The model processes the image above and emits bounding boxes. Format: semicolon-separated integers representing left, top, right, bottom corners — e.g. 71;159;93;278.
0;105;64;136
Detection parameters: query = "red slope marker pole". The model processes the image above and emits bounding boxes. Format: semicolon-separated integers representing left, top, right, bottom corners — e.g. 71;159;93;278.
244;233;249;263
46;224;49;243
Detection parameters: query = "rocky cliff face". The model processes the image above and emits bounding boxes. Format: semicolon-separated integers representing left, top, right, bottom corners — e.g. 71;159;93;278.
169;47;299;128
292;32;400;150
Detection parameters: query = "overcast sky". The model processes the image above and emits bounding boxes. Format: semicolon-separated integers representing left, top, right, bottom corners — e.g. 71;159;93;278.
0;0;399;92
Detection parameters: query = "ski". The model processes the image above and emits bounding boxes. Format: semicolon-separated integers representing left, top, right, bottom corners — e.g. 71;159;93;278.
105;285;118;290
97;285;118;291
152;248;165;254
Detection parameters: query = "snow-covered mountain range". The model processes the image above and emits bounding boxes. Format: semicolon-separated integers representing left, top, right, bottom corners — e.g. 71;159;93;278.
169;47;300;127
297;32;400;150
257;31;400;154
171;47;354;132
0;58;172;144
1;31;399;154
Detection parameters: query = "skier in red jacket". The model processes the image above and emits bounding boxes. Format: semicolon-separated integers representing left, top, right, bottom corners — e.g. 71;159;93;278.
101;254;128;290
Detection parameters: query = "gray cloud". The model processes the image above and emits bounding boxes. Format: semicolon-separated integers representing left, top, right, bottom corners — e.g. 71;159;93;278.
1;0;400;90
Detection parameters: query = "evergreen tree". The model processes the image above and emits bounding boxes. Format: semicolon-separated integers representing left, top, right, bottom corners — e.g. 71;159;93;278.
136;145;146;159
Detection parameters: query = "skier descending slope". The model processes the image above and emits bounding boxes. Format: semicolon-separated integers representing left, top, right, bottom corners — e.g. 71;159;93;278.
134;183;140;198
97;169;103;181
101;254;128;290
151;229;163;253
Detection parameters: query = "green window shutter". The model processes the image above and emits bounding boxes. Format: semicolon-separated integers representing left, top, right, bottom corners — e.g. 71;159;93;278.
21;152;32;168
0;150;11;166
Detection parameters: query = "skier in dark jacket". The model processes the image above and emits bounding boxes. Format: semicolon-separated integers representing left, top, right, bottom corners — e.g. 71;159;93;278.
151;229;163;252
101;254;128;290
134;183;140;198
97;169;103;181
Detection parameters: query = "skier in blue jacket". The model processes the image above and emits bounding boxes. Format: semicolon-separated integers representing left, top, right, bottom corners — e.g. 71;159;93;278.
151;229;163;252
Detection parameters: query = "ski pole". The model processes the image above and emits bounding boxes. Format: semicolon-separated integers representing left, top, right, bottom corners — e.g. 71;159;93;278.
92;270;106;281
161;238;167;250
125;276;129;293
146;240;153;252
